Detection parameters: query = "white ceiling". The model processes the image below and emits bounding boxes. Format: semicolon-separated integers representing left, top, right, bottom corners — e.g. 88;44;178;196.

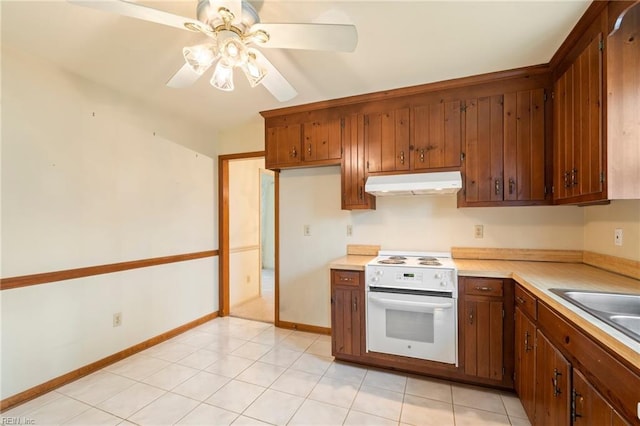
2;0;591;133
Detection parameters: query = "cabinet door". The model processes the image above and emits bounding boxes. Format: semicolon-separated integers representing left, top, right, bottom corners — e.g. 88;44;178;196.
463;298;504;381
515;307;536;421
265;124;302;169
503;88;546;201
553;33;604;202
464;95;504;202
534;331;571;426
365;108;410;173
412;100;462;170
573;368;630;426
342;114;375;210
331;279;363;357
302;118;342;162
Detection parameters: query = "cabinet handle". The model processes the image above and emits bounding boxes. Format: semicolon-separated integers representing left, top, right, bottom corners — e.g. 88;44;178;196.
353;296;357;312
524;331;533;352
359;186;364;200
494;179;501;195
307;144;312;156
469;310;474;325
571;388;583;422
515;296;526;305
509;178;515;195
419;149;425;162
552;368;562;397
399;151;405;164
474;286;494;292
291;147;297;158
571;168;579;186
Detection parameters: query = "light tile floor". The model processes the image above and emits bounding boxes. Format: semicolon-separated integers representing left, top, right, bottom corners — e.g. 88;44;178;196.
2;316;531;426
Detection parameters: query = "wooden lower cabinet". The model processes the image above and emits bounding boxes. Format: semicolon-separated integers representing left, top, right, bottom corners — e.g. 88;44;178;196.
459;277;514;387
330;269;364;358
515;306;536;420
534;330;571;426
513;284;638;425
573;368;630;425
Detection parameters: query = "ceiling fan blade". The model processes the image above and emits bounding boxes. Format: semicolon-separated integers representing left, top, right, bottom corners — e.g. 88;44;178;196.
253;50;297;102
69;0;204;32
166;63;205;88
250;23;358;52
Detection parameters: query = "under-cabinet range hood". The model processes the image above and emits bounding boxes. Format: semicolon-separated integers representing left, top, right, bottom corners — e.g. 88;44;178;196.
365;171;462;196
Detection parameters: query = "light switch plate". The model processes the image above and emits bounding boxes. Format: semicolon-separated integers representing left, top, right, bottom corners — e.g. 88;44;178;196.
615;228;623;246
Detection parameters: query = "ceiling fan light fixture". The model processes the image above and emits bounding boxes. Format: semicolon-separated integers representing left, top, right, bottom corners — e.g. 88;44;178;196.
241;49;267;87
247;29;270;44
183;44;216;75
210;60;234;91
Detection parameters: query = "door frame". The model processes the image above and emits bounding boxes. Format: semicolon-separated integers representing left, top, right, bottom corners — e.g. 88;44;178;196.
218;151;279;324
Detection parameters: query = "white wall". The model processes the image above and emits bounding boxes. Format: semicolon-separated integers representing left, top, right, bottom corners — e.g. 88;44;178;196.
280;166;585;328
0;48;217;399
229;158;264;307
583;200;640;261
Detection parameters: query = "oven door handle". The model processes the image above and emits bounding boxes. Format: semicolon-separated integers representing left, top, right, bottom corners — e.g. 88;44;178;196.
369;294;454;312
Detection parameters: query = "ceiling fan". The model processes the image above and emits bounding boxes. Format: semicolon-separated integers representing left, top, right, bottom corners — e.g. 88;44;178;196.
69;0;358;102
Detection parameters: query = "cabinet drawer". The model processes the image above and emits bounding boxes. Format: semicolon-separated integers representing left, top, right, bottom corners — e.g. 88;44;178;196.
515;285;537;320
332;270;361;287
465;278;503;297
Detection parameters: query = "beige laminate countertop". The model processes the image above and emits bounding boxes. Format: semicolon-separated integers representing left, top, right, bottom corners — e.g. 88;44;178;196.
329;256;640;369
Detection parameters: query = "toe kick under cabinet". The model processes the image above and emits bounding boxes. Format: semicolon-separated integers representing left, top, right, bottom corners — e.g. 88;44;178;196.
514;284;638;425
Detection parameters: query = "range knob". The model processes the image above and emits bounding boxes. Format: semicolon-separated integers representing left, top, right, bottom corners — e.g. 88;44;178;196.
434;273;443;279
375;270;384;276
440;281;447;287
371;277;380;283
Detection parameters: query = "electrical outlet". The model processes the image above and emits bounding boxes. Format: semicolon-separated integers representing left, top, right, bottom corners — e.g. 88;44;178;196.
615;228;623;246
347;225;353;237
113;312;122;327
474;225;484;239
304;225;311;236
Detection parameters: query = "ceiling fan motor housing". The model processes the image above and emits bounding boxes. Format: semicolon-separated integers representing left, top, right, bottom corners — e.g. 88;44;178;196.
196;0;260;33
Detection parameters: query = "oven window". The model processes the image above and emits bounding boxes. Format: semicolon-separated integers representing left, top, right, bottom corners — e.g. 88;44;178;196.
385;309;434;343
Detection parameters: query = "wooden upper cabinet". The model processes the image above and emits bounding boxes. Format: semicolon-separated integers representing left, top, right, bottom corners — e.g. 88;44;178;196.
265;124;302;169
342;114;376;210
365;101;462;174
364;108;410;173
462;88;547;206
302;118;342;163
265;114;343;171
553;32;604;203
411;100;462;170
607;2;640;199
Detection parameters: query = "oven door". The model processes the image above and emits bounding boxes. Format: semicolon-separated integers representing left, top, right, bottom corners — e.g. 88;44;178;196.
367;290;457;365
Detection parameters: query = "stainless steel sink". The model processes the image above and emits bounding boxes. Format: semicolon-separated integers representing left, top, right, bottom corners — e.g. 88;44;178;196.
549;289;640;343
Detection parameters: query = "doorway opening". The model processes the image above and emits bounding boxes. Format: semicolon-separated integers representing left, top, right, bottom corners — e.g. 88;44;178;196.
218;152;278;324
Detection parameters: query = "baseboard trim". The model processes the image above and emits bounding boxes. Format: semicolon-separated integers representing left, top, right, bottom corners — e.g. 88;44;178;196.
0;311;219;413
277;320;331;335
